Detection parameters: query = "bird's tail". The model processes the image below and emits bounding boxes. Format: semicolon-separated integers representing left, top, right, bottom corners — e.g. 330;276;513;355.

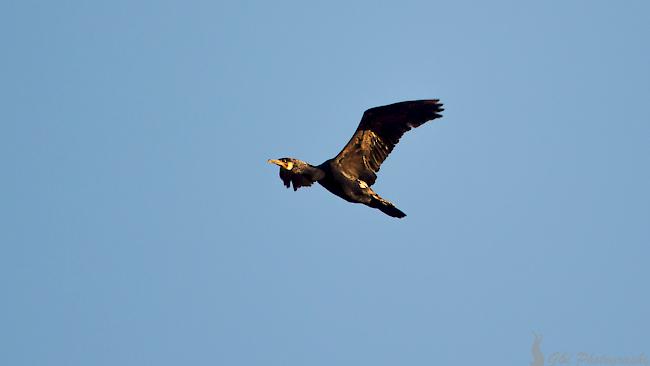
370;195;406;218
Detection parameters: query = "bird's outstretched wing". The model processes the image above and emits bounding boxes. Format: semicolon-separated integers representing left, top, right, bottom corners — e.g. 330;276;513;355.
333;99;444;186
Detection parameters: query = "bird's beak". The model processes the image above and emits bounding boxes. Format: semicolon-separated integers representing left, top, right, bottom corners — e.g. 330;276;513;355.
267;159;293;170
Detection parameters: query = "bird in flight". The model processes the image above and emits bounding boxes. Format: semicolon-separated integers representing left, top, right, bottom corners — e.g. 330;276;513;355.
268;99;444;218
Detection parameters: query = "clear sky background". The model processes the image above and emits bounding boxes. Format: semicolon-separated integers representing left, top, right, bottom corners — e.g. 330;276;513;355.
1;1;649;365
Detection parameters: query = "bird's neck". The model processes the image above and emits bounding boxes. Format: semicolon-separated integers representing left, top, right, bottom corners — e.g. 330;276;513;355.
302;163;326;182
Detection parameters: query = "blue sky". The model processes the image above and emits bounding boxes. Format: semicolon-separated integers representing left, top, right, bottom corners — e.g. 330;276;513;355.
1;1;649;365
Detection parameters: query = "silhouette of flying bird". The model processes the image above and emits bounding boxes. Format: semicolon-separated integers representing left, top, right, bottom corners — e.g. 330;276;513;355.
268;99;444;218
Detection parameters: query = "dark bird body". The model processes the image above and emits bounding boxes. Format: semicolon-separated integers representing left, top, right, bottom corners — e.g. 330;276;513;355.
268;100;444;218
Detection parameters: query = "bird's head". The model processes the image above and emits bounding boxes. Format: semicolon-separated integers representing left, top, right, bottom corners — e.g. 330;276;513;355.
267;157;306;172
268;157;320;191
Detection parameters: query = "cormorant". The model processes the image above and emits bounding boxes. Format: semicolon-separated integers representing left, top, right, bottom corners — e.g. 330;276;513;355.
268;99;444;218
